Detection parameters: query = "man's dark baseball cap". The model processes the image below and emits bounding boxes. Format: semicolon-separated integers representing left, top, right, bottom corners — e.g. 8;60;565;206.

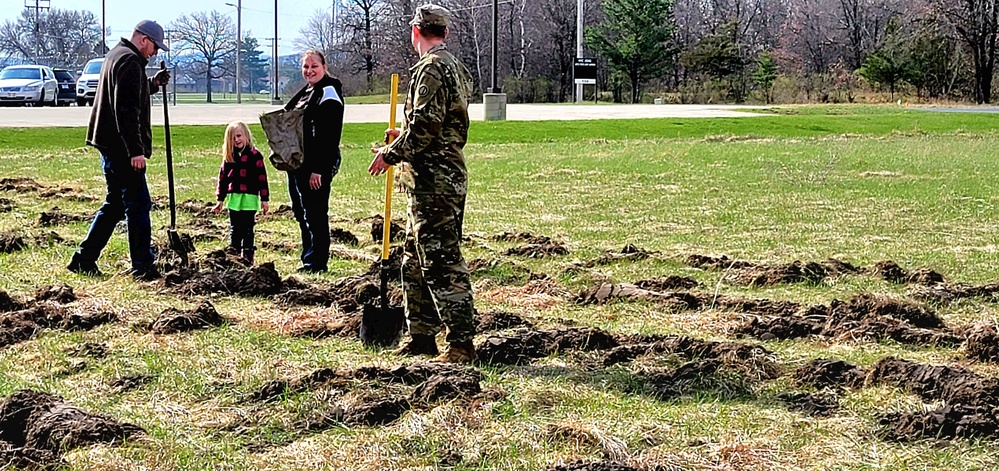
409;4;450;28
134;20;169;51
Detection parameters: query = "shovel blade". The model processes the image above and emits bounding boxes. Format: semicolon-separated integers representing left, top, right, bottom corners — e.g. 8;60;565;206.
167;229;194;266
360;302;405;347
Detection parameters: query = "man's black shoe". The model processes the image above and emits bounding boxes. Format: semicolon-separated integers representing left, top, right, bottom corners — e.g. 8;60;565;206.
131;268;162;281
67;258;102;276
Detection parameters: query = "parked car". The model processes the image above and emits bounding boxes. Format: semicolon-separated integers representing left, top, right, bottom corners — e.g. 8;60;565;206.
0;65;58;106
76;58;104;106
52;69;76;106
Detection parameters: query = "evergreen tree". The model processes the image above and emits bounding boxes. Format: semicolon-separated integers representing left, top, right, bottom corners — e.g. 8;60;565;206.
753;50;778;103
239;35;269;94
584;0;677;103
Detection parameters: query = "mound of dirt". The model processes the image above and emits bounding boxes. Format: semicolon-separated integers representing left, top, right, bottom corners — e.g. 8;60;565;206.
170;262;284;297
150;301;227;334
33;284;76;304
0;197;13;212
874;260;945;285
410;371;483;404
543;460;638;471
504;242;569;258
0;177;43;193
251;368;339;402
489;231;552;245
0;390;143;456
0;233;26;254
881;404;999;440
330;228;359;246
575;283;703;309
252;364;482;402
685;254;756;270
739;294;958;346
1;296;115;349
0;290;26;312
634;275;699;292
793;359;867;389
176;199;213;217
865;357;999;408
109;375;153;394
642;359;753;400
963;323;999;362
779;391;840;416
343;395;411;426
686;255;862;286
477;310;533;332
909;282;999;305
603;335;780;380
477;326;619;365
578;244;658;267
370;215;405;243
38;208;89;227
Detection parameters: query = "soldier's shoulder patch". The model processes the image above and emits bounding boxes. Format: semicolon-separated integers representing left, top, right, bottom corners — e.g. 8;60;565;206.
418;85;430;96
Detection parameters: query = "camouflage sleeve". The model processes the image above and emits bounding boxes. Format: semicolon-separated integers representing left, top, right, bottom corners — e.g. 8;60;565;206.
383;62;446;165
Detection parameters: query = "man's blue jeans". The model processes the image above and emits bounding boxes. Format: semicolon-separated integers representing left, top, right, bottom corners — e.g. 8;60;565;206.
73;153;155;271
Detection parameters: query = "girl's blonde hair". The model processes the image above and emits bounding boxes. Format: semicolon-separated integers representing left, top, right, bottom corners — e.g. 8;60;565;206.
222;121;254;163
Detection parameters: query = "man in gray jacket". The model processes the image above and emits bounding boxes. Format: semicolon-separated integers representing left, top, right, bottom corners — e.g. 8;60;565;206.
68;20;170;281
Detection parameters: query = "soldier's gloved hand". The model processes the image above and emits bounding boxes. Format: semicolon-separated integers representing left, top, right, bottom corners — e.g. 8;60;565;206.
152;69;171;87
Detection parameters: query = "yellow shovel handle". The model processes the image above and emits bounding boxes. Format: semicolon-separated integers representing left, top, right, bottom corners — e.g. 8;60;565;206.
381;74;400;261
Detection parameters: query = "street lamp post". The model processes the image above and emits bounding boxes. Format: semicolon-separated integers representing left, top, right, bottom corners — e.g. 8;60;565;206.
226;1;242;103
271;0;280;105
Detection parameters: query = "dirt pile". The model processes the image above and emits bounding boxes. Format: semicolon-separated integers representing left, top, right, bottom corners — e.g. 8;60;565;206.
633;275;699;292
0;232;26;254
963;322;999;362
489;231;552;245
874;260;945;285
0;389;143;467
478;326;619;365
687;254;862;286
477;310;534;332
38;207;89;227
168;262;284;297
369;215;405;243
504;242;569;258
793;358;867;389
0;286;114;349
577;244;659;267
603;335;780;381
543;460;639;471
0;197;13;212
150;301;227;334
330;228;359;246
0;177;90;201
908;282;999;304
739;293;958;346
576;282;802;318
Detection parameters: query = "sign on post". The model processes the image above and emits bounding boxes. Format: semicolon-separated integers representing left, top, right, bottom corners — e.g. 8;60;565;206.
573;58;597;85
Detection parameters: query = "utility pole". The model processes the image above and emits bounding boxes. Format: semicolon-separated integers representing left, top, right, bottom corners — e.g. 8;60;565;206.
101;0;106;54
271;0;281;105
482;0;506;120
25;0;50;64
576;0;583;103
226;1;242;103
489;0;499;93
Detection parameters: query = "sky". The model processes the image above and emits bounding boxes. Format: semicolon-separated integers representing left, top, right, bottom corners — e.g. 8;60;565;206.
6;0;335;56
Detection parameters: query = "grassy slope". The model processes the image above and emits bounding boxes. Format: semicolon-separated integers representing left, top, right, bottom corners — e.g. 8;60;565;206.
0;106;998;469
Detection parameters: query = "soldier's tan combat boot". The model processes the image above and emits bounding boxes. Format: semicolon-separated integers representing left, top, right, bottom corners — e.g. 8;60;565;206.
433;341;476;363
394;334;439;356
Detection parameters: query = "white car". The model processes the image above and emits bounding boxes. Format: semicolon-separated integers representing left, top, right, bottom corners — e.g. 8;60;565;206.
76;58;104;106
0;65;58;106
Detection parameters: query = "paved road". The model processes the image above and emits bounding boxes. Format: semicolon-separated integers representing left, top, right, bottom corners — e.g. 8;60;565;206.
0;103;762;127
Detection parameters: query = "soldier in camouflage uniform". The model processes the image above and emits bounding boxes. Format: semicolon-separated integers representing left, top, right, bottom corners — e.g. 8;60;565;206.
369;4;476;363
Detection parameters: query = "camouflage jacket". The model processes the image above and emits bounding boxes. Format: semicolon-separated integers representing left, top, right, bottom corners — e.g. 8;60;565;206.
383;44;473;195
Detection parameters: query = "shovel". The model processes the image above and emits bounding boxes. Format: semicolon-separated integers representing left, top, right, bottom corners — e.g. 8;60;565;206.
360;74;404;347
379;73;401;313
159;60;193;266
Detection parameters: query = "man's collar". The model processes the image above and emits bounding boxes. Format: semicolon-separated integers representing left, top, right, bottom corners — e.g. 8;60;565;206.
120;38;150;66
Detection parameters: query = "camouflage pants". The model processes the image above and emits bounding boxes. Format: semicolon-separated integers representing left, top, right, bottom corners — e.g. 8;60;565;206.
402;193;475;343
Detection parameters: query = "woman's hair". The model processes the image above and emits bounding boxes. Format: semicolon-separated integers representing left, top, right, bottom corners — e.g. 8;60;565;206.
302;49;327;66
222;121;254;163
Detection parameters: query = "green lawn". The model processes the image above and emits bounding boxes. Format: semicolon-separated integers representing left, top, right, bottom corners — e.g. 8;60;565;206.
1;105;999;470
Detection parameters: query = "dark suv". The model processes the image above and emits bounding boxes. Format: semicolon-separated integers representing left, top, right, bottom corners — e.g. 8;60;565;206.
52;69;75;106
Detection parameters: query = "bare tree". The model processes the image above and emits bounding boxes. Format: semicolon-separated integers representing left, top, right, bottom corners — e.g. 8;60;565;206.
340;0;386;89
0;8;102;69
938;0;999;103
170;11;236;103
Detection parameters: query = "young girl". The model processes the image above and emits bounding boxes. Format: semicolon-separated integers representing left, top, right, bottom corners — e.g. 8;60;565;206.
212;121;269;264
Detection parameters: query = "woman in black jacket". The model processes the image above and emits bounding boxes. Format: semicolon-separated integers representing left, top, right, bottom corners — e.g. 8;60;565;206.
284;50;345;273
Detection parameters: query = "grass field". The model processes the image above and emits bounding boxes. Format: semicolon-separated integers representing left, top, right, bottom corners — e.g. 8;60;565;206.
1;106;999;470
164;92;404;105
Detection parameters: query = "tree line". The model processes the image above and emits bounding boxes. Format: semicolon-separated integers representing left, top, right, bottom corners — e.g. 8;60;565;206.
3;0;998;104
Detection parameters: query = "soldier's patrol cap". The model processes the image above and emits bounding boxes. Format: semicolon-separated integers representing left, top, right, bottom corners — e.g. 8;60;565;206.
410;3;451;28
